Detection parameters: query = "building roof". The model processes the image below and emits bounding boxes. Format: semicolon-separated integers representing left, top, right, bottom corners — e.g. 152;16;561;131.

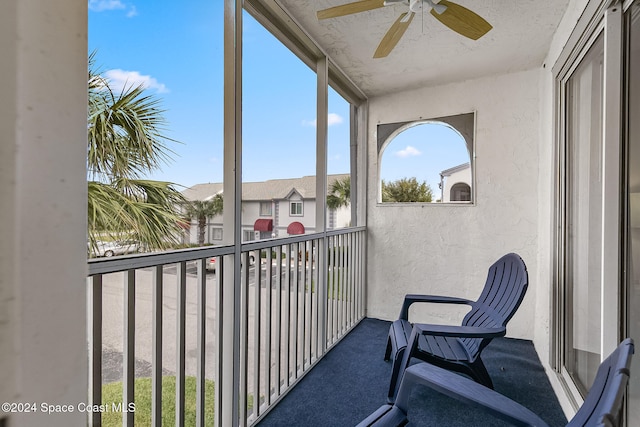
440;163;470;177
182;174;350;202
182;182;224;202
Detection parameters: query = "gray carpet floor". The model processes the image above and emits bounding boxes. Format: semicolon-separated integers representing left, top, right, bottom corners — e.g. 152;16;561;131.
257;318;567;427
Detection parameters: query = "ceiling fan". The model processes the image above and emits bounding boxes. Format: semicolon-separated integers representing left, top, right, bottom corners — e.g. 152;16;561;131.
316;0;492;58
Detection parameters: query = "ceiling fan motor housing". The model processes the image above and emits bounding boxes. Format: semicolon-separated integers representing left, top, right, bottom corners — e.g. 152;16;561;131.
410;0;424;13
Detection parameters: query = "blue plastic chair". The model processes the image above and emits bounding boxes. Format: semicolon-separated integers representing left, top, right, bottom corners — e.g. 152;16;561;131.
384;253;528;402
358;338;634;427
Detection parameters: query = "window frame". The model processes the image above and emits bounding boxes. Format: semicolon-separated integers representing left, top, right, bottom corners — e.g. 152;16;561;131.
259;201;272;216
376;112;476;206
551;0;626;412
209;226;223;241
290;201;303;216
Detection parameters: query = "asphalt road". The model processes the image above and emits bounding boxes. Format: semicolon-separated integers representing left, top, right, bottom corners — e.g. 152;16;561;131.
99;260;323;402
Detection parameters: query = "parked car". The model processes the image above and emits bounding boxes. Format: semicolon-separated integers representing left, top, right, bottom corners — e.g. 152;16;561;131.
206;254;255;272
91;240;141;257
206;257;217;271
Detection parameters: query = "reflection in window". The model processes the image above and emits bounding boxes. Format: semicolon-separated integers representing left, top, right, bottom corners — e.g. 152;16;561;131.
378;114;474;204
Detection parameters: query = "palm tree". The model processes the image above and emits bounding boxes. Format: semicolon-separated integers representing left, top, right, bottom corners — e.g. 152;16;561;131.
183;195;224;245
327;176;350;210
87;53;186;253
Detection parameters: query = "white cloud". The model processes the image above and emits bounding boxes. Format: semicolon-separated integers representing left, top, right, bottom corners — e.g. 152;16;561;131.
327;113;344;126
103;69;169;94
126;5;138;17
88;0;125;11
302;112;344;128
88;0;137;17
395;146;422;158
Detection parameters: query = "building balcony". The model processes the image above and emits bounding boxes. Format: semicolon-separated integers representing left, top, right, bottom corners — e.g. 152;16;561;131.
5;2;639;426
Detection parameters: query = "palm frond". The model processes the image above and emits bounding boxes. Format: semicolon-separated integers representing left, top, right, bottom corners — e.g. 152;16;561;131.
87;52;188;252
327;176;351;210
88;180;186;251
87;60;177;181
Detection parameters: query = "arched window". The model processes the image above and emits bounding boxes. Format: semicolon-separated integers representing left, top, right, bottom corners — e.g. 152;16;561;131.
377;112;474;204
450;183;471;202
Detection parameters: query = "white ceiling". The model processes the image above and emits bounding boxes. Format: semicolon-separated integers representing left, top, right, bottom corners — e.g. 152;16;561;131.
276;0;571;97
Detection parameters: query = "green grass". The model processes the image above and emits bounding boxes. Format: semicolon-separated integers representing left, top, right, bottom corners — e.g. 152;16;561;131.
328;267;350;300
101;376;215;427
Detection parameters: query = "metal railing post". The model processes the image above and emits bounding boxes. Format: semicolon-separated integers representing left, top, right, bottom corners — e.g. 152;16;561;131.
88;275;102;427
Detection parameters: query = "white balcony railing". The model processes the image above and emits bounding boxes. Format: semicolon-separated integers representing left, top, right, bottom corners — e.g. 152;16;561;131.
87;226;366;426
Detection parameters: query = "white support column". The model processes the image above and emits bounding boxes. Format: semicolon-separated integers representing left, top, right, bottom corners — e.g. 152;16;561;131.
316;57;329;233
0;1;18;418
356;102;369;228
0;1;88;426
350;104;358;227
222;0;243;425
316;57;329;354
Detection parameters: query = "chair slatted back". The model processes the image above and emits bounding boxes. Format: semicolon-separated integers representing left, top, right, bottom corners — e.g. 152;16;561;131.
567;338;634;427
461;253;529;359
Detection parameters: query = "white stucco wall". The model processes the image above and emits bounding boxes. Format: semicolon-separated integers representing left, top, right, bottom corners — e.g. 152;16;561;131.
366;69;542;340
242;200;263;228
0;1;88;425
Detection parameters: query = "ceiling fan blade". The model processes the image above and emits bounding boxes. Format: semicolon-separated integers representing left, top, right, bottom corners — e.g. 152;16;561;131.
373;12;414;59
317;0;386;20
430;0;492;40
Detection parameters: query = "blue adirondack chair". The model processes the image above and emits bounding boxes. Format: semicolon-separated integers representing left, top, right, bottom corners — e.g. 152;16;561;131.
358;338;634;427
384;252;528;402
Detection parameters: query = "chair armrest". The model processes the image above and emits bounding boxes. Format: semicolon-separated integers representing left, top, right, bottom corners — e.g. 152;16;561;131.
399;294;473;320
413;323;506;339
395;363;550;427
388;323;506;401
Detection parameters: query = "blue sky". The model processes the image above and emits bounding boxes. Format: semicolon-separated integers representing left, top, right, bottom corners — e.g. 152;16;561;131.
89;0;467;190
380;122;470;193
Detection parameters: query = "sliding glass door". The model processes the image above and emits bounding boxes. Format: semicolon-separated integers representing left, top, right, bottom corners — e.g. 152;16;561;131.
563;33;605;395
556;3;639;424
625;1;640;421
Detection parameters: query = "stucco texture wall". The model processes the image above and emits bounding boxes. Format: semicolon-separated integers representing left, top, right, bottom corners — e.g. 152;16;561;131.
366;69;541;340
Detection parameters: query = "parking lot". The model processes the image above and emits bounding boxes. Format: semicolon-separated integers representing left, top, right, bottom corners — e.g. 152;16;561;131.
99;259;321;394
